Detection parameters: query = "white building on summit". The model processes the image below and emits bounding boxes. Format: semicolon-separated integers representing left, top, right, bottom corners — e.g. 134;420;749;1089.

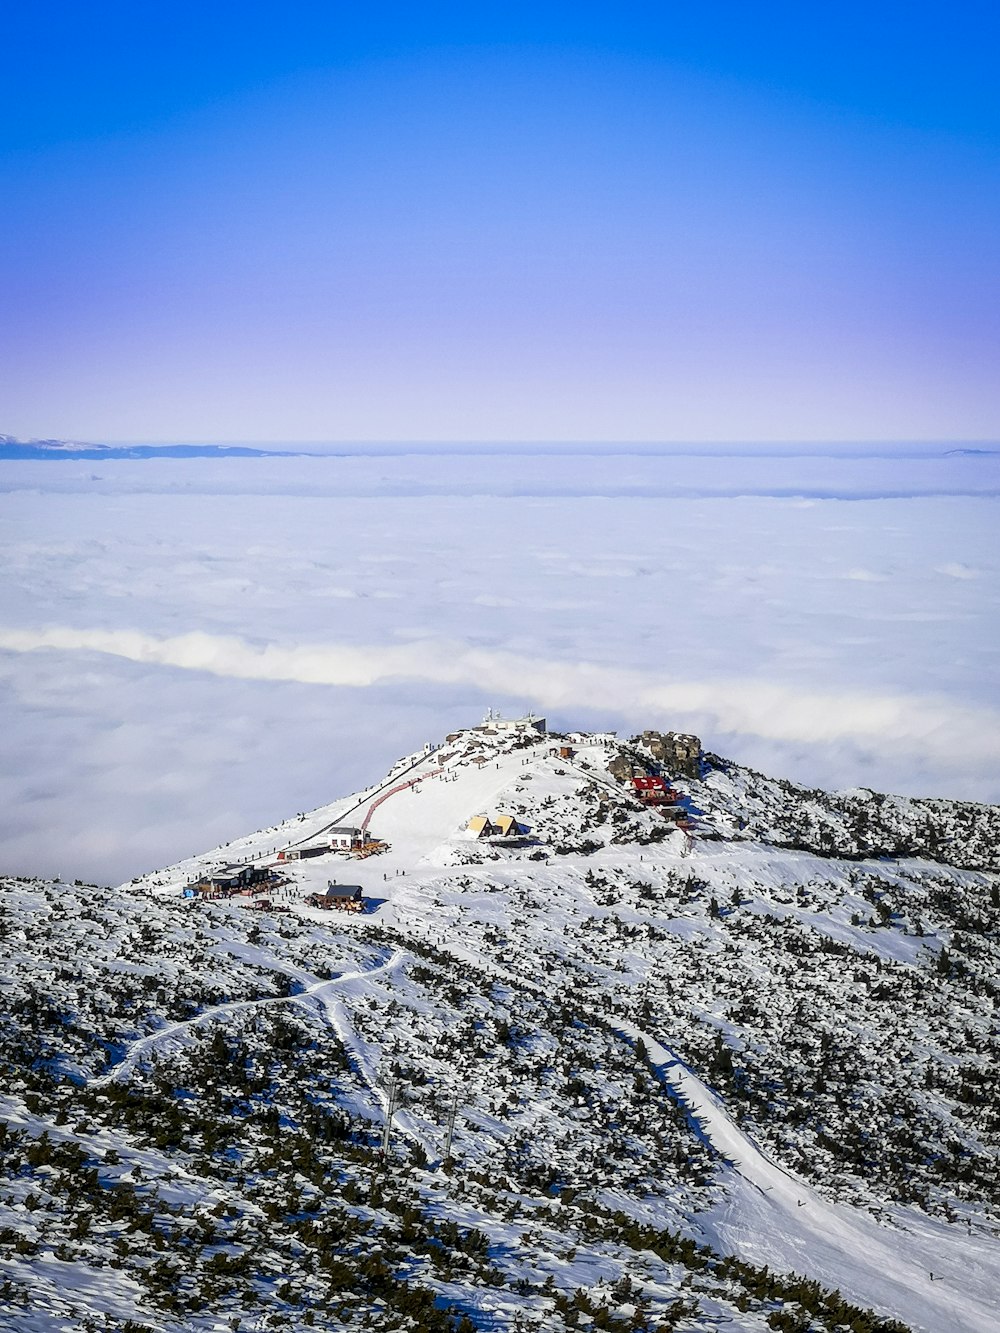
480;708;546;734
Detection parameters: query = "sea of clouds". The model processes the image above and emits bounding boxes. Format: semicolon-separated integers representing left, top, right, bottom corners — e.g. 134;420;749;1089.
1;446;997;883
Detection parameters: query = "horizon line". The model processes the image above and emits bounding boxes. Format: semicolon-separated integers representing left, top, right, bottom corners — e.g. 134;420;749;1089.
7;434;1000;452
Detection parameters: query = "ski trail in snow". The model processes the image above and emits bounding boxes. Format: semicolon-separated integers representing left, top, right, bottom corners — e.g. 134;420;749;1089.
615;1020;1000;1333
318;989;438;1163
90;949;407;1087
287;745;443;850
431;933;1000;1333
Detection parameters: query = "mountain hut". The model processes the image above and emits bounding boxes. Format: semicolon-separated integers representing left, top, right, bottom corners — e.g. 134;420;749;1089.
328;826;368;850
309;884;365;913
492;814;522;837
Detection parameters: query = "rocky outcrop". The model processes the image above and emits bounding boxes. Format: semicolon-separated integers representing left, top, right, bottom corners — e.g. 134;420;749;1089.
631;730;703;778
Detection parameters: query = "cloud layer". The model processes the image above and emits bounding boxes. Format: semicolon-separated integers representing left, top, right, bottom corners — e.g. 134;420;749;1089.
2;451;996;882
4;625;997;775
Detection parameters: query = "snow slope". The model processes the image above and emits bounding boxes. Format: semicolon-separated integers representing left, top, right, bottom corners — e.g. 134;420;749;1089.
621;1024;1000;1333
4;720;1000;1332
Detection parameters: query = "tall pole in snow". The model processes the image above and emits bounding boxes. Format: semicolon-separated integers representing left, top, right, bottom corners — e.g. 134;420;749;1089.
443;1092;460;1162
381;1077;404;1155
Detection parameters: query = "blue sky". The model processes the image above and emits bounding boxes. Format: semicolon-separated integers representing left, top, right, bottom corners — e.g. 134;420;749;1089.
2;3;999;441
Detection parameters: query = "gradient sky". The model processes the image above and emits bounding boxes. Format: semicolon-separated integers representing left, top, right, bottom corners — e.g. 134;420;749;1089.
2;3;999;442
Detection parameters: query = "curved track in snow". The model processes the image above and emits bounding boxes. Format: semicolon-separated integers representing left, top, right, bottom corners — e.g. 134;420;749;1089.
614;1020;1000;1333
90;949;408;1087
434;933;1000;1333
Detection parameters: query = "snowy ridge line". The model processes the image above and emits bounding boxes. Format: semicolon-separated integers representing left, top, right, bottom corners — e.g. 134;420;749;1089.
88;949;407;1087
157;741;445;877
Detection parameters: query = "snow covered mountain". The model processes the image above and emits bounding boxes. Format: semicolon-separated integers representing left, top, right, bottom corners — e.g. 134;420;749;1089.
2;720;999;1333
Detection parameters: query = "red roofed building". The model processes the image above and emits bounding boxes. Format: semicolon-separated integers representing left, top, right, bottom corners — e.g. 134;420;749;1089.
632;776;680;806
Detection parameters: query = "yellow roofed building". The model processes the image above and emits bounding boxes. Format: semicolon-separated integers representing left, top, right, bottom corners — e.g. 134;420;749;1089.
467;815;496;838
492;814;521;837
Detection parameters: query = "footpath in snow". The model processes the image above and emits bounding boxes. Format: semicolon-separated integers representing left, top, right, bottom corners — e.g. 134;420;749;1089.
90;950;408;1088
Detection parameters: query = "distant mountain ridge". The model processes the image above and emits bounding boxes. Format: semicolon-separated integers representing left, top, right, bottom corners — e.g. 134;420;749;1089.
0;433;289;460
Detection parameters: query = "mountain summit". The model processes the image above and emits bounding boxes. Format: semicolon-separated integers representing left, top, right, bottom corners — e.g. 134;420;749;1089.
2;720;999;1332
